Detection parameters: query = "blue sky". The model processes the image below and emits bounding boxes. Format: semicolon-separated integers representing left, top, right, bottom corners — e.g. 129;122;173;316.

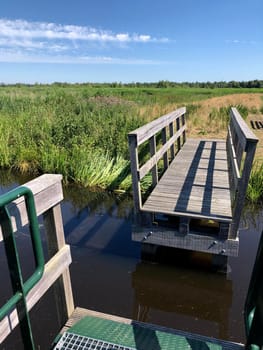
0;0;262;83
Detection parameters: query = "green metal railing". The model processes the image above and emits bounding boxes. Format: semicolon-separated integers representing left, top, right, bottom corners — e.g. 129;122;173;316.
0;186;44;350
244;225;263;350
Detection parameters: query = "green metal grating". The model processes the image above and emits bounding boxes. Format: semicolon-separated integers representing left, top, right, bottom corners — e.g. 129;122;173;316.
54;333;135;350
54;315;244;350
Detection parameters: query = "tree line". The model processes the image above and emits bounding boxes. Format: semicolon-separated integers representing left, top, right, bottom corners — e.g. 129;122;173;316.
1;79;263;89
120;79;263;89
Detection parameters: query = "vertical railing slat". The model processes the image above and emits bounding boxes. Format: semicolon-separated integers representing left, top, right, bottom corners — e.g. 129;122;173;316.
150;135;158;186
128;134;142;214
169;122;175;161
161;127;169;170
176;117;181;151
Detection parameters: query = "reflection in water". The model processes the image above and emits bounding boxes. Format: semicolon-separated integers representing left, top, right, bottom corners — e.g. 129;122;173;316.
132;261;232;340
0;170;263;349
62;186;137;258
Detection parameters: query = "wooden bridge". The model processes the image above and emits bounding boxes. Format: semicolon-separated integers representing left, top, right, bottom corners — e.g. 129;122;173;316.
128;107;258;257
0;174;263;349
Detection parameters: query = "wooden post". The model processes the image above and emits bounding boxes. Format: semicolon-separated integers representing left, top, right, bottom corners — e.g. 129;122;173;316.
169;122;175;160
176;117;181;151
128;134;142;214
161;127;169;170
182;113;186;144
43;204;75;327
150;135;158;186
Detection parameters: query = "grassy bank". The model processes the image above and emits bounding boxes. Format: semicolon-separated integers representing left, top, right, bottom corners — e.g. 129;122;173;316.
0;84;262;203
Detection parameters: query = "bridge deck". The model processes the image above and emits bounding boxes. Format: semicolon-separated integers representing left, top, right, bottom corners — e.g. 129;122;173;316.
142;138;232;222
54;307;244;350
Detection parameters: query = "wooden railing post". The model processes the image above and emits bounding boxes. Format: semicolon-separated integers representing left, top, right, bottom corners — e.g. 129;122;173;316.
150;135;158;186
169;122;175;160
161;127;169;170
182;112;186;144
176;117;181;151
128;134;142;214
43;204;75;327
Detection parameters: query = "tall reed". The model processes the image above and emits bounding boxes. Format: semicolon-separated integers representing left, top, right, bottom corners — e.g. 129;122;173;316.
0;85;262;203
247;162;263;203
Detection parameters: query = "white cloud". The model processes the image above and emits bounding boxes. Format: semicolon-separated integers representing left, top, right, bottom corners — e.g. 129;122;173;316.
0;48;162;65
0;18;170;65
225;39;257;45
0;37;69;51
0;18;168;43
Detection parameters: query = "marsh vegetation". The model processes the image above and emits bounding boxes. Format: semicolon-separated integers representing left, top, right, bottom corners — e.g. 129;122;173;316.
0;84;262;202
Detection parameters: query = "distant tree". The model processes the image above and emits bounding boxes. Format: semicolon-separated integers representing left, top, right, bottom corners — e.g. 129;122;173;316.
156;80;170;88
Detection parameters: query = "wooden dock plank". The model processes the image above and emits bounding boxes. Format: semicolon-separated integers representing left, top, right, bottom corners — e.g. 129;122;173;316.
142;138;232;221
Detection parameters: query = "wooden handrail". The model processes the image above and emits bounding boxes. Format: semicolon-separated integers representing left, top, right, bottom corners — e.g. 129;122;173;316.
128;107;186;146
228;108;259;238
0;174;74;344
128;107;187;214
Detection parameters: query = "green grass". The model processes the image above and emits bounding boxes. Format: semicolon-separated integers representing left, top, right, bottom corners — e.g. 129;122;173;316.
0;86;144;189
0;84;262;202
247;162;263;204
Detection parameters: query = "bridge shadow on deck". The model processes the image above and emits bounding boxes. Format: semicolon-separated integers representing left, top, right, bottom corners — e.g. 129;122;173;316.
174;140;226;217
130;320;226;350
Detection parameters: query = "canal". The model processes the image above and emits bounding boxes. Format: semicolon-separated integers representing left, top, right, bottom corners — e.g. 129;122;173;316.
0;171;263;349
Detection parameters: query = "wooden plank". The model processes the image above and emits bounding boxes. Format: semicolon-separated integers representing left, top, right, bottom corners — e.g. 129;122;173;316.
0;245;71;343
142;139;232;221
144;200;232;212
141;208;232;222
128;107;186;146
144;197;232;211
143;198;232;217
0;174;63;242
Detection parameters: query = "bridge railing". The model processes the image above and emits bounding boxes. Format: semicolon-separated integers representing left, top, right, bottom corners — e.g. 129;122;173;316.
128;107;186;214
227;107;258;238
0;174;74;348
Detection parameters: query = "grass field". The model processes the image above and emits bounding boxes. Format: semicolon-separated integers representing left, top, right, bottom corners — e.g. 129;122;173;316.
0;84;262;202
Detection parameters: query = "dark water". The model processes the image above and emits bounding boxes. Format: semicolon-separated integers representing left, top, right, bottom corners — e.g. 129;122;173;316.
0;171;263;349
